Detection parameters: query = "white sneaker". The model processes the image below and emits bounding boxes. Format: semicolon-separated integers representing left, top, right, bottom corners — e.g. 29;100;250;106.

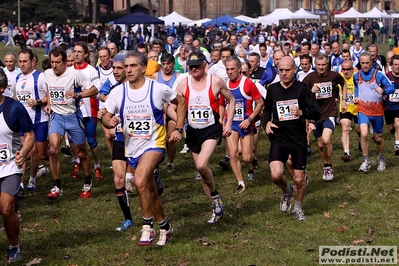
36;167;48;177
322;167;334;181
180;144;189;154
26;181;36;190
125;178;135;193
377;158;386;171
292;208;306;221
194;172;201;181
358;160;371;172
280;185;294;212
156;225;174;246
139;225;155;246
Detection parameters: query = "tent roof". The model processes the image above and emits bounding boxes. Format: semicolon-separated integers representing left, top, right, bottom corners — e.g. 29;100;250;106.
234;15;259;24
334;7;365;19
359;7;392;18
202;15;247;27
188;18;211;26
392;13;399;18
258;8;294;21
113;12;164;25
291;8;320;19
160;11;193;25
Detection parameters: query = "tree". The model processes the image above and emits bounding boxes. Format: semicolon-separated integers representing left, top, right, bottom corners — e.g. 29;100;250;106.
200;0;206;19
311;0;348;22
242;0;263;18
147;0;154;15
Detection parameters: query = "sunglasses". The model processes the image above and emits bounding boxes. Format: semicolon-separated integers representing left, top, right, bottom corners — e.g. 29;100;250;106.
342;68;352;71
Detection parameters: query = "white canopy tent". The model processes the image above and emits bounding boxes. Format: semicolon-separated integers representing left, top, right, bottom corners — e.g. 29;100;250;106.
358;7;392;18
159;11;193;25
334;7;363;19
234;15;260;24
291;8;320;20
258;8;294;25
392;13;399;18
188;18;211;26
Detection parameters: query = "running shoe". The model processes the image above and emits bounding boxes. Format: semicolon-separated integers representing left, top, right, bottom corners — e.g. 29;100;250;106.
292;208;306;221
377;158;386;172
139;225;155;246
26;181;36;190
71;162;80;179
207;194;224;224
166;163;174;173
47;186;63;199
235;184;246;194
79;183;92;198
180;144;190;154
116;219;134;232
36;166;48;177
247;171;255;182
340;152;351;162
7;247;21;262
280;185;294;213
394;145;399;156
154;169;163;196
194;172;201;181
219;156;230;170
95;167;103;180
61;145;72;156
125;178;135;193
322;167;334;181
156;225;174;246
358;160;371;172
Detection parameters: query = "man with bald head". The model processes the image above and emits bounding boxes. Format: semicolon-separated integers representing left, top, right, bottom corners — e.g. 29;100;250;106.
107;42;117;59
264;56;320;221
259;50;285;87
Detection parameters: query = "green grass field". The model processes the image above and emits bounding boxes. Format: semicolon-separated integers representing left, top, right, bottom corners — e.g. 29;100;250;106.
0;42;398;266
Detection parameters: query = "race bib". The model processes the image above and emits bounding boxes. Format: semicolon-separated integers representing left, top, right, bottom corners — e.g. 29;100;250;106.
16;90;32;106
49;87;66;105
0;143;11;166
80;88;87;106
389;89;399;102
233;102;245;121
346;92;354;104
125;114;153;139
315;82;333;99
276;99;299;121
189;105;211;124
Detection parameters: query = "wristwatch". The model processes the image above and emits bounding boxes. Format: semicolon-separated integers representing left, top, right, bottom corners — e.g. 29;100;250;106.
175;128;184;134
77;92;82;99
248;117;253;122
37;99;42;106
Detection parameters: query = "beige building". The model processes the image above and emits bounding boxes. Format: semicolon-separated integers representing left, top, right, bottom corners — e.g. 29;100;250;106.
111;0;394;20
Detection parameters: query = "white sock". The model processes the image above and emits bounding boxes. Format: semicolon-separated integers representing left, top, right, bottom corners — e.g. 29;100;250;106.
126;172;134;181
238;181;245;187
94;163;101;169
75;158;80;164
20;183;24;189
29;176;37;183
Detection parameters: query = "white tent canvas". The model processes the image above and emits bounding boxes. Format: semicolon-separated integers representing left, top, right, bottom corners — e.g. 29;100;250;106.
188;18;211;26
291;8;320;19
392;13;399;18
334;7;363;19
258;8;294;24
235;15;259;24
358;7;392;18
160;11;193;25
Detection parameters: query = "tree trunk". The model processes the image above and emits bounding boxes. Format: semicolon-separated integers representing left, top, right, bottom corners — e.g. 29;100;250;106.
92;0;99;24
200;0;206;18
147;0;154;15
168;0;173;14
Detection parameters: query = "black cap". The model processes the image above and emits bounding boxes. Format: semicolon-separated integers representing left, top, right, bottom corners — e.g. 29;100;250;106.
187;52;207;66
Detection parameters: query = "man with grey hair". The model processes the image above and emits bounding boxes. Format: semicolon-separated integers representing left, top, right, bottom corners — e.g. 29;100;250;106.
221;56;263;193
103;51;186;246
354;51;394;172
3;52;21;97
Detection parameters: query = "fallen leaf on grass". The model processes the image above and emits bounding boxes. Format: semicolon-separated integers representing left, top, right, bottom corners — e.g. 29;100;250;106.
337;226;348;233
123;253;129;259
366;227;374;236
22;227;34;232
197;237;214;246
352;239;364;245
24;257;42;266
345;184;351;192
324;212;331;218
349;209;356;216
339;202;348;208
179;261;189;266
131;235;137;241
395;188;399;192
268;245;275;250
235;203;242;209
34;223;40;227
51;218;59;223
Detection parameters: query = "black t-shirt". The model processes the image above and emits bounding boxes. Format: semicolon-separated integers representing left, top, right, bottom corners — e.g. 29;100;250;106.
263;81;320;148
